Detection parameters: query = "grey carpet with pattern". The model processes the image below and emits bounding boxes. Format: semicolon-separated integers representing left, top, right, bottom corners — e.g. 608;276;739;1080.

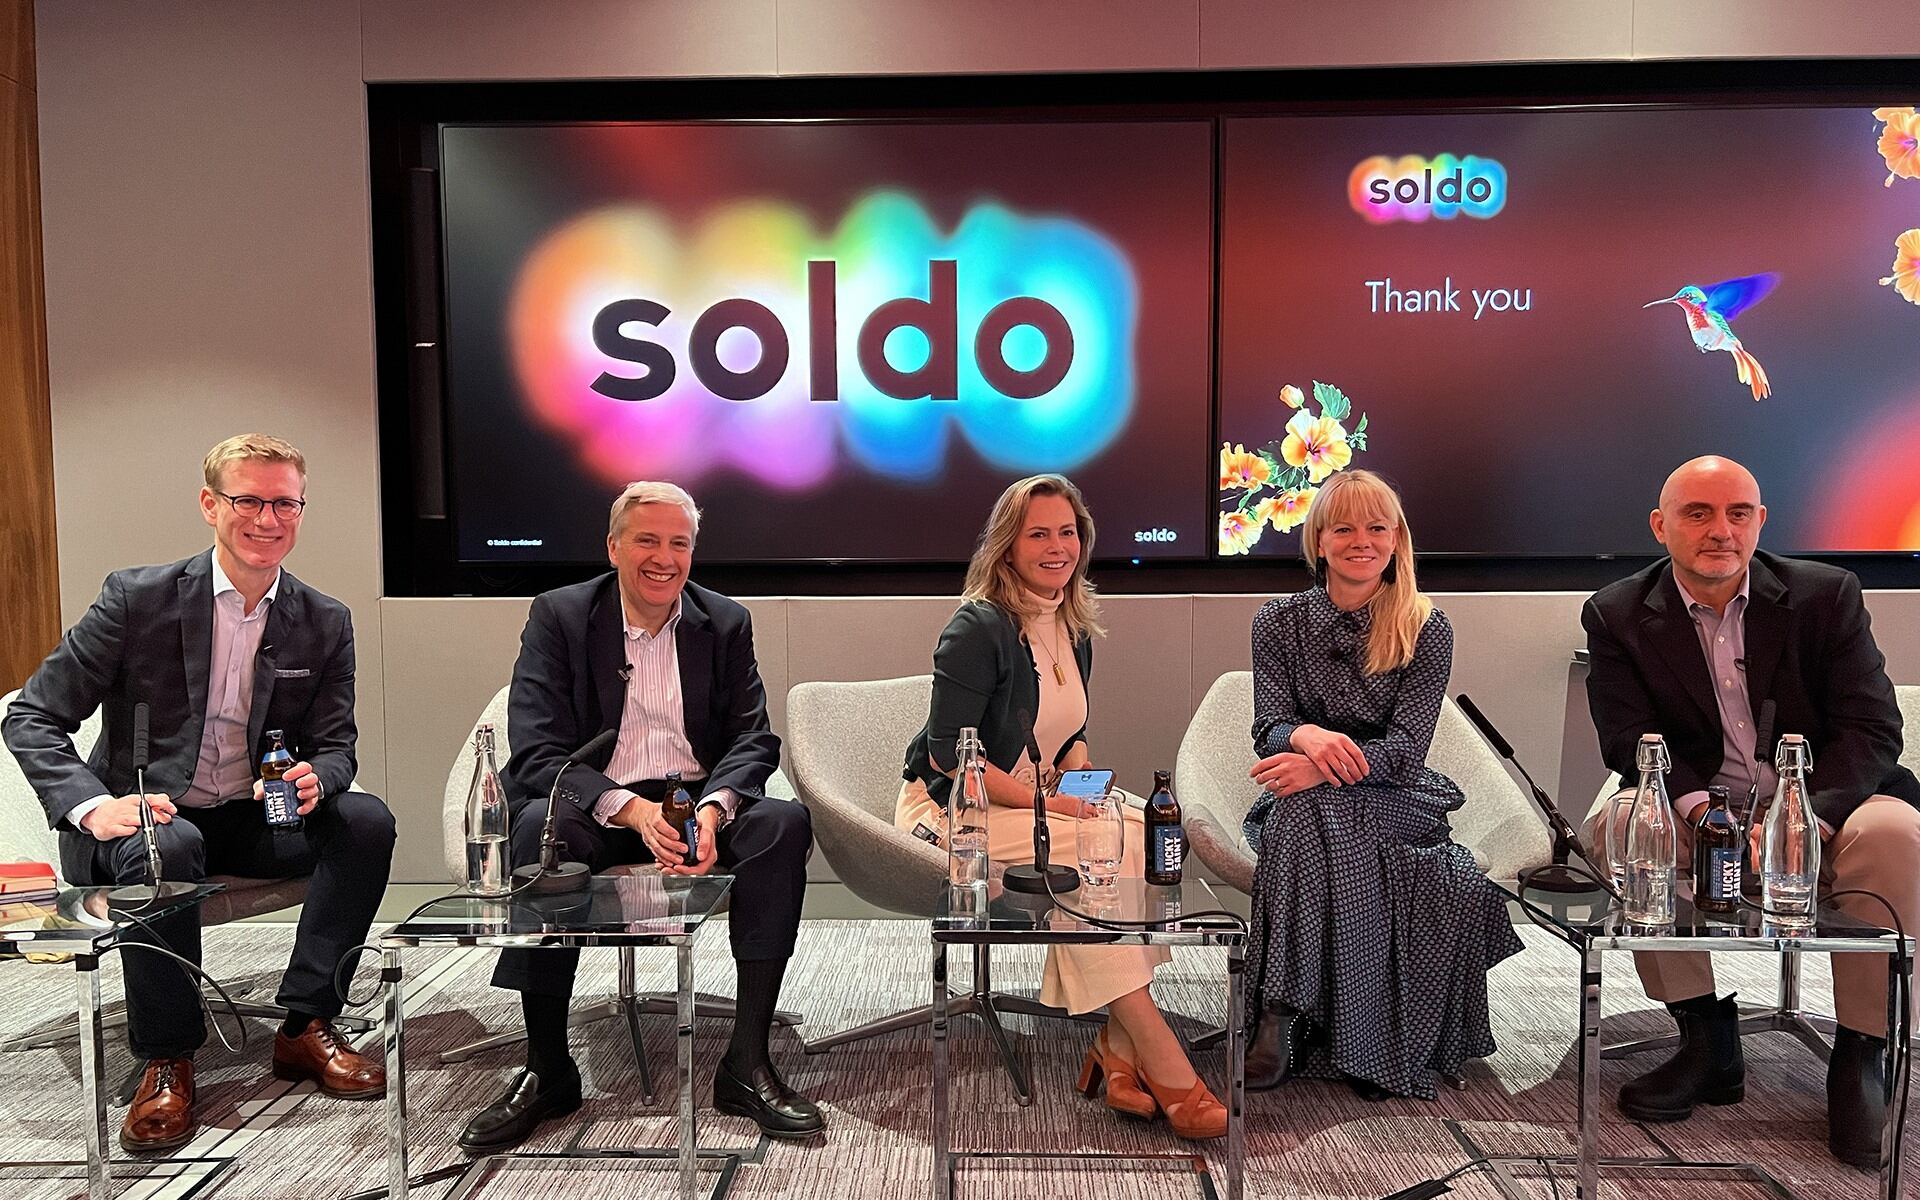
0;920;1907;1199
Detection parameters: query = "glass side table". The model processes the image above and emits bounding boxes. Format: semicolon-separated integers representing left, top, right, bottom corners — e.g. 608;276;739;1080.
930;876;1247;1200
378;872;735;1200
1504;889;1912;1200
0;882;224;1200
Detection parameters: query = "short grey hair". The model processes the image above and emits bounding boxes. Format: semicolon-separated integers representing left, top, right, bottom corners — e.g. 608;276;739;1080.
608;481;702;541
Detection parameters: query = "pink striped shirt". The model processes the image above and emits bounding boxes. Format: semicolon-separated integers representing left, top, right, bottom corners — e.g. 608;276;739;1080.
590;599;733;826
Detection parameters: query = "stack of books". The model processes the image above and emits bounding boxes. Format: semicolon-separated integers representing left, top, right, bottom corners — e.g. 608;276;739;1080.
0;861;59;910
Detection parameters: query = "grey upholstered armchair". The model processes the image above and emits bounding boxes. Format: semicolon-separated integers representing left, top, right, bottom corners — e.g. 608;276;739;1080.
785;674;1100;1103
1175;671;1552;894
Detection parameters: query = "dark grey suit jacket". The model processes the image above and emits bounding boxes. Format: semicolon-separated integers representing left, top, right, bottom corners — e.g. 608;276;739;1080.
2;550;359;829
1584;550;1920;830
503;574;780;820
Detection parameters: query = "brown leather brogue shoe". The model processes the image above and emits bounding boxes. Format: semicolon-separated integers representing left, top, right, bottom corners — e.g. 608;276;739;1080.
272;1019;386;1099
121;1057;195;1153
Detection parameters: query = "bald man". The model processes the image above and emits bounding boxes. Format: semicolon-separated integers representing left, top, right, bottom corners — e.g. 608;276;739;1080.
1580;455;1920;1169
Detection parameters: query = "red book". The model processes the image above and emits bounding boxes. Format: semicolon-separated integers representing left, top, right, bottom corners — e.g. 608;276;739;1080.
0;863;58;894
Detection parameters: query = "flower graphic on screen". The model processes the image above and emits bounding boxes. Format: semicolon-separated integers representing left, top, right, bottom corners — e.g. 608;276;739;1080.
1219;510;1261;556
1281;411;1354;483
1217;381;1371;555
1256;488;1315;533
1219;443;1273;490
1883;230;1920;305
1874;107;1920;187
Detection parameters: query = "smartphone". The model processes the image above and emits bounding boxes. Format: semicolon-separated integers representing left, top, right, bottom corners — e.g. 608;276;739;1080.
1056;769;1116;800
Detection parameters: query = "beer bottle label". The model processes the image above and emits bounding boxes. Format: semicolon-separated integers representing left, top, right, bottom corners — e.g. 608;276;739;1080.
262;778;300;827
683;817;700;863
1704;847;1741;901
1150;824;1185;877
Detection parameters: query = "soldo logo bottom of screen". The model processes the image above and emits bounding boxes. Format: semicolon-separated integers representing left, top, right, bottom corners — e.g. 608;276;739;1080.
1349;154;1507;223
590;259;1073;405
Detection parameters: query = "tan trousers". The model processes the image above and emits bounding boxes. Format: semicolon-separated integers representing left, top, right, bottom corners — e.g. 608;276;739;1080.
1583;792;1920;1037
897;778;1171;1015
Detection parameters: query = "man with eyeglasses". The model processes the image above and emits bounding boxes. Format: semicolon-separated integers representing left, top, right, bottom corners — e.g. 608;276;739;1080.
4;433;396;1153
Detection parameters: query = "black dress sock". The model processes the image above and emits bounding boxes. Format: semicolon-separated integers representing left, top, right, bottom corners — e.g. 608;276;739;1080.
523;992;574;1079
279;1010;319;1038
724;958;788;1073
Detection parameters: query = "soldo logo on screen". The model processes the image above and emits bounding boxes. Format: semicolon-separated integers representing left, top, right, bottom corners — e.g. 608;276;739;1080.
1348;154;1508;223
508;191;1137;489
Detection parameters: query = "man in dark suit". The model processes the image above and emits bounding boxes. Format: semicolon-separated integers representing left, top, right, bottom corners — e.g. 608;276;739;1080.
1582;454;1920;1169
459;481;818;1152
3;434;395;1153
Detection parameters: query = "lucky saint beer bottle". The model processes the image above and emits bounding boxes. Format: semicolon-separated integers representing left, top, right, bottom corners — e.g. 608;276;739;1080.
1692;784;1743;915
661;771;700;868
1144;770;1185;887
260;730;301;829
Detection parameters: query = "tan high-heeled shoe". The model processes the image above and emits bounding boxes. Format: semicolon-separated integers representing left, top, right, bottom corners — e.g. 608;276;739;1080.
1075;1028;1157;1120
1137;1065;1229;1140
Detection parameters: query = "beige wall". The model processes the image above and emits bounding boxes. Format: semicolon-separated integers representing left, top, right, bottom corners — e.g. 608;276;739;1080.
32;1;1920;880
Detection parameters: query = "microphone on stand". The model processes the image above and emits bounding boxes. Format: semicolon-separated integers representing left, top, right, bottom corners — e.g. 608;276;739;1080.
1455;694;1619;900
1001;707;1079;896
1737;698;1778;901
512;728;614;895
110;702;192;904
1745;698;1777;829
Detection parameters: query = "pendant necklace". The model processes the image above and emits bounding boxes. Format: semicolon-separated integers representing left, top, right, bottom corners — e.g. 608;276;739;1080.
1031;620;1068;687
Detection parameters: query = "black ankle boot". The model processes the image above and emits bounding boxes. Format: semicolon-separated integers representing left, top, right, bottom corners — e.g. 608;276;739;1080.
1617;994;1745;1122
1827;1025;1888;1169
1245;1005;1299;1092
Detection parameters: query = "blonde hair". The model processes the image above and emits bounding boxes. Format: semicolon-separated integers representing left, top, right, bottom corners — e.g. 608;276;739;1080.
962;474;1105;642
1300;469;1431;676
202;434;306;490
609;481;701;541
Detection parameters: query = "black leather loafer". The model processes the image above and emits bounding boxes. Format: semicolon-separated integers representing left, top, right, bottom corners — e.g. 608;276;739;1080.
713;1058;825;1139
458;1066;582;1154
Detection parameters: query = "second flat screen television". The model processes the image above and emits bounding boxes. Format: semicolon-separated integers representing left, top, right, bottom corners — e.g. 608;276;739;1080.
1216;105;1920;557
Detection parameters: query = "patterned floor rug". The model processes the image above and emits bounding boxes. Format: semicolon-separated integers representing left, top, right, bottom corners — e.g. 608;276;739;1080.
0;920;1907;1199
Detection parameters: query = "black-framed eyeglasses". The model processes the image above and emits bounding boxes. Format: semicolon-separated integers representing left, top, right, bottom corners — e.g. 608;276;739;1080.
216;492;307;521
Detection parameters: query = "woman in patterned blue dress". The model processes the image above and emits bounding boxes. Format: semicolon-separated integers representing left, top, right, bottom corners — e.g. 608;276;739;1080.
1240;470;1521;1100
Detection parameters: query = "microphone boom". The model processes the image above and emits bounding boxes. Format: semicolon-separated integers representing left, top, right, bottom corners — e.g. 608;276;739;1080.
1455;693;1617;899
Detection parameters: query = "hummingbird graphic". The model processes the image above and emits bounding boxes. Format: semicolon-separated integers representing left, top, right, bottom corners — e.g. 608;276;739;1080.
1644;272;1780;401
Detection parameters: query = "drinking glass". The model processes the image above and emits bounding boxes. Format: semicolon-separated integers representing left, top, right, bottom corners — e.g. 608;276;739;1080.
1076;789;1125;887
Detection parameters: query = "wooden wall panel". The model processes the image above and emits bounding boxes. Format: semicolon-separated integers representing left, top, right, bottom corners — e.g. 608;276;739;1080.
0;0;58;695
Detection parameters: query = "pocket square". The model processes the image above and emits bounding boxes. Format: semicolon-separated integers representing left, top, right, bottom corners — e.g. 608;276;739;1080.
273;667;313;679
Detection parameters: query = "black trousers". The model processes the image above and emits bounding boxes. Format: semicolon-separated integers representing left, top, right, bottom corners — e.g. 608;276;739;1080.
491;796;811;999
58;792;397;1060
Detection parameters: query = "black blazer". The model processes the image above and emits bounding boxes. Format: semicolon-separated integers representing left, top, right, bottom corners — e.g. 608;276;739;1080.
503;574;780;820
3;550;359;829
903;600;1093;809
1583;551;1920;829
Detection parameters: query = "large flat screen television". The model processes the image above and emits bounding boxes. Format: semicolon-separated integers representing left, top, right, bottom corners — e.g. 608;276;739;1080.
439;119;1216;564
1216;105;1920;557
